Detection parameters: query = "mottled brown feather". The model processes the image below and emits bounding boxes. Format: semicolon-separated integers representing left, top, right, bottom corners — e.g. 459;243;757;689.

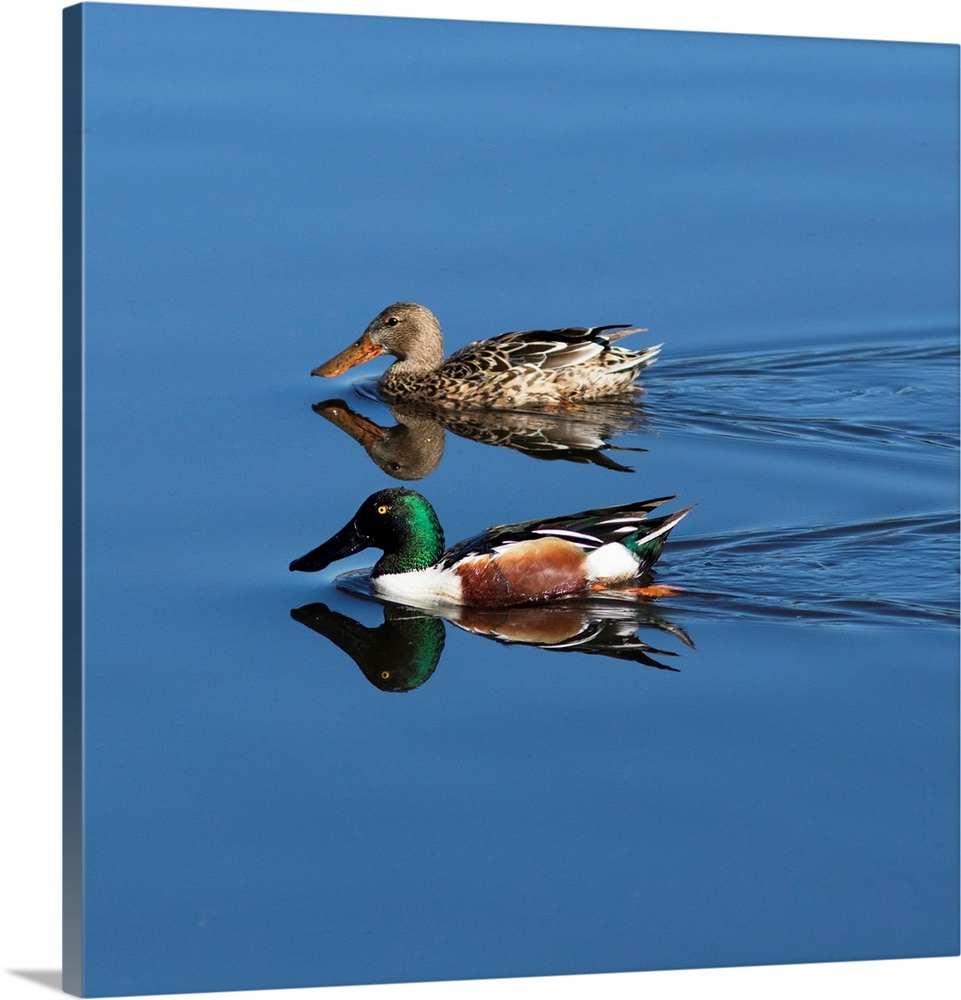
314;303;659;407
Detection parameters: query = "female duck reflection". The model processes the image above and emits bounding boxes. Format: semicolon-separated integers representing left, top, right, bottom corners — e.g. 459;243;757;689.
312;396;650;479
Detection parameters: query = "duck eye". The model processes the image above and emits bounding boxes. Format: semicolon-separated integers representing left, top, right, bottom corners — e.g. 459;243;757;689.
376;504;388;514
386;316;399;327
381;671;391;680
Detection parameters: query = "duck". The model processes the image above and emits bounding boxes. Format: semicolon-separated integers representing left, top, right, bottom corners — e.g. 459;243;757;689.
311;302;661;407
289;487;693;608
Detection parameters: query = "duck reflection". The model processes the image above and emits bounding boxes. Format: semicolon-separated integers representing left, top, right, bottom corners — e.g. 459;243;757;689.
312;396;647;480
291;596;694;693
291;602;446;692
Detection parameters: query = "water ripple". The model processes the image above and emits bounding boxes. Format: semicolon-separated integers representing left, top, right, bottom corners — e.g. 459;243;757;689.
664;510;959;627
649;336;960;452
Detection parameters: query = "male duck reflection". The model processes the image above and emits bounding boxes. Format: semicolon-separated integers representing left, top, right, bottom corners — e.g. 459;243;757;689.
312;302;660;407
292;598;695;692
289;487;693;608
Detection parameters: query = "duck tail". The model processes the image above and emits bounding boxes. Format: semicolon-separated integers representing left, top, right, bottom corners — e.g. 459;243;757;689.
600;325;648;343
617;342;662;371
624;504;696;567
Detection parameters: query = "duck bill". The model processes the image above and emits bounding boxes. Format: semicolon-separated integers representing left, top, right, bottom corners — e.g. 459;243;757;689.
312;400;386;448
312;332;384;377
289;520;369;573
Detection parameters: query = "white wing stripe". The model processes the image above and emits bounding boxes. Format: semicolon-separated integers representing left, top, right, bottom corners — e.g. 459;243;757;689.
531;528;603;545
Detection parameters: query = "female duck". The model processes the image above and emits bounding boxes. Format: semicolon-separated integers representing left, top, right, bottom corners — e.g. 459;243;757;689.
289;487;692;608
312;302;660;407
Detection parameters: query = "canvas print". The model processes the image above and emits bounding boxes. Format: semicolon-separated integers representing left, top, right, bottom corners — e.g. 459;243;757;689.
63;3;960;996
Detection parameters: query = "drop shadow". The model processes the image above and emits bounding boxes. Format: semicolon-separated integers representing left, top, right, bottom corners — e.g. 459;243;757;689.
7;970;62;992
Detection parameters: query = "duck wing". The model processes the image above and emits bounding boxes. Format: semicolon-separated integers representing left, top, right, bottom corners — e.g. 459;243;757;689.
444;325;648;375
438;496;685;566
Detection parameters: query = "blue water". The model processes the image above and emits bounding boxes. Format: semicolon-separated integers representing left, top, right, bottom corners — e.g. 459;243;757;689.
75;4;959;996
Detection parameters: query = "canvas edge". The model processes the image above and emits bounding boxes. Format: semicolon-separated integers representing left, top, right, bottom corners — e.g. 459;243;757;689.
62;3;85;997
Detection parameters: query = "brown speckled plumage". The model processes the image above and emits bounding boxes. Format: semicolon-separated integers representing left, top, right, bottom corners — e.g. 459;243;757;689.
313;302;661;407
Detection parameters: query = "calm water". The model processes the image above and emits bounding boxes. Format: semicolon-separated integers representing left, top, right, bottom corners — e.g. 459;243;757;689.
76;5;959;996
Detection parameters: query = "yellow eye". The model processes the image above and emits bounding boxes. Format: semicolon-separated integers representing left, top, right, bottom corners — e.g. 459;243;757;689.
377;505;388;514
381;671;390;680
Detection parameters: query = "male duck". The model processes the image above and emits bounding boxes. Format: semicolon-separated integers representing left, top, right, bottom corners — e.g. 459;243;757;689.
289;487;692;608
312;302;661;407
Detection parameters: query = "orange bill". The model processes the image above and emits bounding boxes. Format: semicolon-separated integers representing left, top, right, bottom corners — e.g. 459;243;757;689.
312;400;386;448
312;331;384;377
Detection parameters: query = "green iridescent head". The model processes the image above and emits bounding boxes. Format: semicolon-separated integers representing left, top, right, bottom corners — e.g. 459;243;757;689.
290;488;446;578
291;602;445;693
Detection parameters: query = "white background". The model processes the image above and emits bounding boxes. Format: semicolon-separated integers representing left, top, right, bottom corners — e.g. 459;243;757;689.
1;3;957;1000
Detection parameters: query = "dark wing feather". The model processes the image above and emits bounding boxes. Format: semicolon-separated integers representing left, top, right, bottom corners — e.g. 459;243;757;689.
444;326;646;374
438;496;678;566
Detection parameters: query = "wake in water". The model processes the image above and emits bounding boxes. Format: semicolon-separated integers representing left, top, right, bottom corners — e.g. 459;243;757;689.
320;332;959;631
661;510;959;627
635;332;960;627
648;336;959;452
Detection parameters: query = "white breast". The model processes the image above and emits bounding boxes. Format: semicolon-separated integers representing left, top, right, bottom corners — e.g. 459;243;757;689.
372;566;465;606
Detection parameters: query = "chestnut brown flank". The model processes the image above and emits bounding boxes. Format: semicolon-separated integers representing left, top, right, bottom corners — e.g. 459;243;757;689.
455;537;589;607
456;608;588;644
